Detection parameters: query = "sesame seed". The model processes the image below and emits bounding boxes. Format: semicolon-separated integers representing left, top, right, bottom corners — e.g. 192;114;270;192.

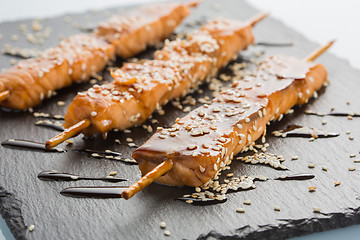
322;120;327;125
274;206;281;211
308;186;316;192
308;163;315;168
349;167;356;171
349;136;354;140
126;138;133;142
164;230;171;236
187;145;197;150
334;181;341;186
236;208;245;213
109;171;117;176
160;221;166;229
243;200;251;205
322;166;328;171
245;118;250;123
350;154;356;158
57;101;65;106
313;207;321;213
28;225;35;232
291;156;298;160
199;165;205;172
354;159;360;163
65;140;73;144
186;200;193;204
91;111;97;117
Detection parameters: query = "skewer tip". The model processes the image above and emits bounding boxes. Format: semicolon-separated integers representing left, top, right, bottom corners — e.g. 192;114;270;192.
122;159;173;200
187;0;202;8
0;90;10;103
248;12;269;27
305;39;336;62
45;119;91;149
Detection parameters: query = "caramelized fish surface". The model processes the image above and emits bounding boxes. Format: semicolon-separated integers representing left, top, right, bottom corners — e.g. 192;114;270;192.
64;18;255;135
0;1;195;110
133;56;328;187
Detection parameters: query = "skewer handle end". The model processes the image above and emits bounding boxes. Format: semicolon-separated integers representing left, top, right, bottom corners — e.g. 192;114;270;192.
122;159;173;200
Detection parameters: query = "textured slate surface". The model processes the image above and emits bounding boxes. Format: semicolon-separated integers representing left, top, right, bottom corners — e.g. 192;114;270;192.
1;0;360;239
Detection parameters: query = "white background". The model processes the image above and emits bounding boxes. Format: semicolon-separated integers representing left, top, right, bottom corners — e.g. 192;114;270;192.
0;0;359;239
0;0;359;70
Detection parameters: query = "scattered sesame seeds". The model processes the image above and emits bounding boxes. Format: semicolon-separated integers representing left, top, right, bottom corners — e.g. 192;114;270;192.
274;206;281;211
28;225;35;232
243;199;251;205
236;208;245;213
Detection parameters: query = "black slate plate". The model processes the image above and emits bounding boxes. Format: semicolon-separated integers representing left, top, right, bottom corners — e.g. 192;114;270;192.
1;0;360;239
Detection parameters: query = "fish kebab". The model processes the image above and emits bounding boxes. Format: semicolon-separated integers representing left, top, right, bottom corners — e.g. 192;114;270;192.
45;13;268;149
122;41;334;199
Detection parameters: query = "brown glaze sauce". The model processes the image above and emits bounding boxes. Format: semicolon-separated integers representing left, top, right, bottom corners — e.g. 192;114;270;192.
273;125;339;138
1;139;65;152
275;174;315;181
60;186;127;198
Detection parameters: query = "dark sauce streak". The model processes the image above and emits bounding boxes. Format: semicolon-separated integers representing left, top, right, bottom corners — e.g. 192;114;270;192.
35;121;64;131
60;186;127;198
79;26;95;32
176;197;227;206
3;52;35;59
73;148;138;165
305;110;360;117
273;125;339;138
275;174;315;181
38;171;126;182
1;139;65;152
328;111;360;117
256;42;293;47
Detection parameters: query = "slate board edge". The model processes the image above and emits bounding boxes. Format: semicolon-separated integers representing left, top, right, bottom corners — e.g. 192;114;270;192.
198;206;360;240
0;187;26;240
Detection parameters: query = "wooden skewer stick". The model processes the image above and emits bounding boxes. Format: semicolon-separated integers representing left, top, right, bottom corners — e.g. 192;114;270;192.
306;40;335;62
248;12;268;27
0;90;10;102
122;160;173;200
45;119;91;149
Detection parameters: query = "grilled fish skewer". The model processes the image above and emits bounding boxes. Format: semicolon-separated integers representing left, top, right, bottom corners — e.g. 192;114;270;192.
0;1;197;109
45;14;267;149
121;41;334;199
